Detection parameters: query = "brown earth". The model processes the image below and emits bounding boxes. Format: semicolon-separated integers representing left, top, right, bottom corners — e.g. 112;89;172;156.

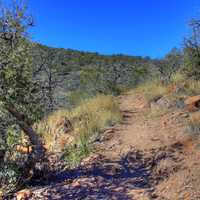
18;92;200;200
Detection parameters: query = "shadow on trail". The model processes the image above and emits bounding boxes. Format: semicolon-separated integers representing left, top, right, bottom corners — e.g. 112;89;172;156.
31;143;183;200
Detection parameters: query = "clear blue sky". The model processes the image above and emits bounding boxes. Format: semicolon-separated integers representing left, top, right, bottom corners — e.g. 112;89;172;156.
25;1;200;58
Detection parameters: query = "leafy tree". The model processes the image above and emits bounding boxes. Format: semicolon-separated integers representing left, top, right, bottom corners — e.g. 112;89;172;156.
183;19;200;79
0;0;45;191
154;48;183;83
165;48;183;72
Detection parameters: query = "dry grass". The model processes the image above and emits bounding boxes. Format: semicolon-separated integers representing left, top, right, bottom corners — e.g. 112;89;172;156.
71;95;122;142
134;79;167;102
170;72;185;85
170;72;200;96
181;79;200;96
186;112;200;136
34;109;71;151
34;95;122;166
128;73;200;104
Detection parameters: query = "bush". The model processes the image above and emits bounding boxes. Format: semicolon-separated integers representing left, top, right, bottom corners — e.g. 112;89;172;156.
183;19;200;80
68;90;92;106
0;125;27;196
0;164;20;195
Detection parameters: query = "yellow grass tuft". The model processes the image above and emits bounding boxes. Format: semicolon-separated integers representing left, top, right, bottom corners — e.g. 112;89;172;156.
34;95;122;155
170;72;185;85
182;79;200;95
134;79;167;102
170;72;200;96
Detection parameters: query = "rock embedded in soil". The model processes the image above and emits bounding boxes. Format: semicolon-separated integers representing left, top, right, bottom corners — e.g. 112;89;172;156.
185;95;200;112
16;189;33;200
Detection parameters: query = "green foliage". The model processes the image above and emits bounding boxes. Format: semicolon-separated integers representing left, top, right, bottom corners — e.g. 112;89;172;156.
154;48;183;84
183;19;200;79
0;164;20;194
0;1;45;195
0;1;43;122
68;90;92;106
64;142;91;168
80;66;105;93
0;125;23;195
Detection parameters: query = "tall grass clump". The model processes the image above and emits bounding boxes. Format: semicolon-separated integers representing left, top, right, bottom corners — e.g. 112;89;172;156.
135;79;167;102
170;72;200;96
170;72;185;85
180;79;200;96
35;95;122;167
34;109;71;152
65;95;122;167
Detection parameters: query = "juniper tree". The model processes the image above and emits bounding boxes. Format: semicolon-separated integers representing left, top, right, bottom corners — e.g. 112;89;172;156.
0;0;45;188
184;19;200;79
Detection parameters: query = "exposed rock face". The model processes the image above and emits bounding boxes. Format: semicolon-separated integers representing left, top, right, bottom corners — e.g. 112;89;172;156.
184;95;200;112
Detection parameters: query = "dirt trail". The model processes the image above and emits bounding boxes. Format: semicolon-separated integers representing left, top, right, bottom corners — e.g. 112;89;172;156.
29;93;200;200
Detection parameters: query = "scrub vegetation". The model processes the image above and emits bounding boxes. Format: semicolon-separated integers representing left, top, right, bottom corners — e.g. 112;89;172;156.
1;0;200;198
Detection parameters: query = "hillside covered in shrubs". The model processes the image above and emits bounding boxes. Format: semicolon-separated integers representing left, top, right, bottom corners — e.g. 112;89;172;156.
1;1;200;199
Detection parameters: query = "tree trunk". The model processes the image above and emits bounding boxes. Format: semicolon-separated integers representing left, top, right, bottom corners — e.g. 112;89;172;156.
5;104;46;184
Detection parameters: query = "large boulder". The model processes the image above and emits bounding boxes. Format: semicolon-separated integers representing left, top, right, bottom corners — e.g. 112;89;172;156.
184;95;200;112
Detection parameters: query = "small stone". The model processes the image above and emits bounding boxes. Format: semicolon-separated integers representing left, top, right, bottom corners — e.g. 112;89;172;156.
181;113;189;118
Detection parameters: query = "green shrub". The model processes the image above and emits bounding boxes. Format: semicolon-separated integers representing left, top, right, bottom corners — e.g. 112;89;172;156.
0;164;20;195
68;90;92;106
0;126;25;196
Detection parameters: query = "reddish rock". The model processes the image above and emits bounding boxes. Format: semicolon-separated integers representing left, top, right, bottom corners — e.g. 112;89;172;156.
184;95;200;112
16;145;32;154
16;189;32;200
